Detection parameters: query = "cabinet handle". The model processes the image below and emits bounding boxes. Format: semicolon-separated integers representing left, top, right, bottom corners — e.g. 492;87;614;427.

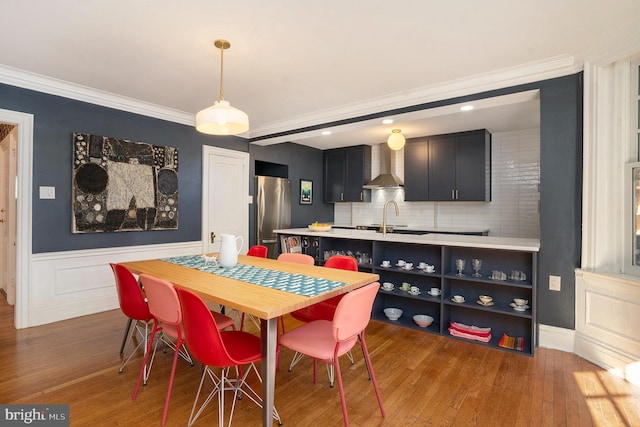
455;190;459;200
360;192;363;201
341;192;344;201
451;190;455;200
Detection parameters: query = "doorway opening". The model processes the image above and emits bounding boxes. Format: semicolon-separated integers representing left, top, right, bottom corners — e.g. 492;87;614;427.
0;123;17;306
0;108;34;329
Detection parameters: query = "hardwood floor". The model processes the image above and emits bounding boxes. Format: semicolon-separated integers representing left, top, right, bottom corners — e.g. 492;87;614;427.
1;298;639;426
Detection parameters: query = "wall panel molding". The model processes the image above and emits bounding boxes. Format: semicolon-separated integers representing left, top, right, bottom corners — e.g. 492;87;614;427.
28;241;201;327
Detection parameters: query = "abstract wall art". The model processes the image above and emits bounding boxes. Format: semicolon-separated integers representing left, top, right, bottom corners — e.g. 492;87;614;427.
72;133;179;233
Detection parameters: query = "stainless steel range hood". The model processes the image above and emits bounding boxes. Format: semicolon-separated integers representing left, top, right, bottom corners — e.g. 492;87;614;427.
363;143;404;188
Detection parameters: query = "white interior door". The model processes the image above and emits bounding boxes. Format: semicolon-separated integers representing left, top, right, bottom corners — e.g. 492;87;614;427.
201;146;249;255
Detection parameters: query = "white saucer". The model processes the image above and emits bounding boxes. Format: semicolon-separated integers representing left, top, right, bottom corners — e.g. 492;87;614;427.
452;298;465;303
477;300;494;306
428;292;441;297
408;291;421;296
422;269;436;274
510;303;529;310
395;263;405;267
382;287;394;291
402;267;414;271
380;264;391;268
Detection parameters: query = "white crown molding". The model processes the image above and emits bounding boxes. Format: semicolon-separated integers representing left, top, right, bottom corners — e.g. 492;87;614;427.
0;64;196;126
0;55;581;140
248;55;581;140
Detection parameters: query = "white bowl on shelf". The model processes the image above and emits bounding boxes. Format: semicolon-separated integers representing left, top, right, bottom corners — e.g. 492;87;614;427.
383;308;403;321
413;314;434;327
308;224;332;232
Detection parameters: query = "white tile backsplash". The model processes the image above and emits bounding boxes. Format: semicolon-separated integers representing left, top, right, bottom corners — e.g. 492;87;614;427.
335;129;540;238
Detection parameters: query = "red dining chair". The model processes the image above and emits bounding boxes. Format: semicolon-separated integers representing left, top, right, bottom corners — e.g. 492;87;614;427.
276;252;315;265
110;263;154;383
290;255;358;324
240;245;270;331
286;255;359;381
132;274;192;426
247;245;268;258
132;274;235;426
279;282;384;427
177;287;282;427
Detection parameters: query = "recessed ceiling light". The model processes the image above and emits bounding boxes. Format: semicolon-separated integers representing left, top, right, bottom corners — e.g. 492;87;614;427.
460;105;474;111
321;130;332;135
382;119;394;124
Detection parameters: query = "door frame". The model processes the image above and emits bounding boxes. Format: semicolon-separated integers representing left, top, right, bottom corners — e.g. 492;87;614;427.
0;108;33;329
201;145;249;254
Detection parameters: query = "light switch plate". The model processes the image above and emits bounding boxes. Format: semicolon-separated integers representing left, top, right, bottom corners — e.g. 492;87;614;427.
39;186;55;199
549;275;561;291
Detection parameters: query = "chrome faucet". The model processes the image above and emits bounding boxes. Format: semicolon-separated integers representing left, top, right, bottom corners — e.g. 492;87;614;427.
382;200;399;237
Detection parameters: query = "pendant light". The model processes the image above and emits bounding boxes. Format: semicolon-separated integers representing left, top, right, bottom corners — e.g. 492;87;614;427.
196;39;249;135
387;129;405;150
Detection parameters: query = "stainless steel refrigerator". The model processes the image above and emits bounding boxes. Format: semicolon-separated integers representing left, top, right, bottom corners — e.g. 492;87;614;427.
256;176;291;258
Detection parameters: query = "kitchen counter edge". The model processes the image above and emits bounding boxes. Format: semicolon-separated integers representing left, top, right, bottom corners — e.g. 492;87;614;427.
275;228;540;252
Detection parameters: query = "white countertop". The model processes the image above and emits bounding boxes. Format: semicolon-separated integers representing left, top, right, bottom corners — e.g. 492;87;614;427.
331;224;490;234
275;228;540;252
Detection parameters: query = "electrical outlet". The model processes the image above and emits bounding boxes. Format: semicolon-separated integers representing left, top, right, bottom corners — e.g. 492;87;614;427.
549;275;561;291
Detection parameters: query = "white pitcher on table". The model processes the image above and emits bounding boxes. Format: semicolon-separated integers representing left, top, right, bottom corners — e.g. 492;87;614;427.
219;234;243;268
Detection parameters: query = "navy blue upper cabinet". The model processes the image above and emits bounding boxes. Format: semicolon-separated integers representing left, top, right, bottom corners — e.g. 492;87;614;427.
404;137;430;201
405;129;491;202
323;145;371;203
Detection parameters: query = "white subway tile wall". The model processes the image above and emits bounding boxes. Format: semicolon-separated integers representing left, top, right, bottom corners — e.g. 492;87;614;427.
335;129;540;238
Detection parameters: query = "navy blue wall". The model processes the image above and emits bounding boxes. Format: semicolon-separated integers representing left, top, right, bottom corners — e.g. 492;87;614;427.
249;143;334;246
0;83;247;253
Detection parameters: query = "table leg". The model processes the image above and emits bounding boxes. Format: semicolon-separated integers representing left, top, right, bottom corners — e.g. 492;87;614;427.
260;317;277;426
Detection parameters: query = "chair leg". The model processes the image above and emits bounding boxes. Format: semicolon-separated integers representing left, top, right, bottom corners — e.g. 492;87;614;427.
119;318;133;354
359;336;385;418
133;323;160;399
333;358;350;427
160;340;183;426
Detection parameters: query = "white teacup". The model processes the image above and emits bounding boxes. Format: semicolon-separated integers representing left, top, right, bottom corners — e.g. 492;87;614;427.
409;286;420;295
511;270;527;281
491;270;506;280
425;265;435;273
513;298;528;307
381;260;391;267
403;262;414;270
452;294;464;302
479;295;493;304
418;262;427;269
382;282;394;291
396;259;406;267
429;287;441;296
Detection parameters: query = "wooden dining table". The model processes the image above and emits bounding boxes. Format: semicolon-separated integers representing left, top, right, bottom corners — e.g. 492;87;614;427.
122;254;379;426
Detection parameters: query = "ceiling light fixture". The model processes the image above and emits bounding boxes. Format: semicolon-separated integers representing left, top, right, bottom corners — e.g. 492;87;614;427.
387;129;405;150
196;39;249;135
382;119;394;124
460;105;474;111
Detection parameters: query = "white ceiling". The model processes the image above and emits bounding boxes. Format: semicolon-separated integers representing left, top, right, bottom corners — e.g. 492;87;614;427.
1;1;639;149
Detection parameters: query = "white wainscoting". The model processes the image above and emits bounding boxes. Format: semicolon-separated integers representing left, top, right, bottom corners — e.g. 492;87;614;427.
28;241;202;327
575;269;640;386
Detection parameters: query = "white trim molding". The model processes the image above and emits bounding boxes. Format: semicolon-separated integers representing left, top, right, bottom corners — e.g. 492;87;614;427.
575;269;640;387
28;241;201;327
538;324;575;354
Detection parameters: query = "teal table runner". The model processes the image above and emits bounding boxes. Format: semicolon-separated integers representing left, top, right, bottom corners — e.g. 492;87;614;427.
162;255;346;297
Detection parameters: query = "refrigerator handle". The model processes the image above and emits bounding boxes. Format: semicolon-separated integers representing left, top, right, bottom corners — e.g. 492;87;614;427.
261;238;277;244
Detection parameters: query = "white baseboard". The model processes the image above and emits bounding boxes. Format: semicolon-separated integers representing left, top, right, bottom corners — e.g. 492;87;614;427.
26;241;202;327
538;323;575;353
